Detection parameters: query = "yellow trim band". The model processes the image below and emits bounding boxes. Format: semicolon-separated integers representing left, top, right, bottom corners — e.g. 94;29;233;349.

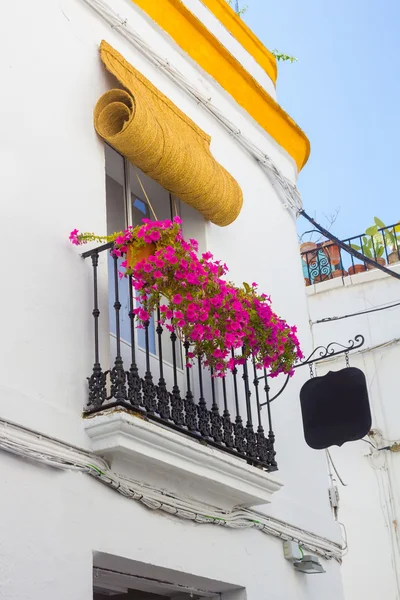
131;0;310;171
199;0;277;84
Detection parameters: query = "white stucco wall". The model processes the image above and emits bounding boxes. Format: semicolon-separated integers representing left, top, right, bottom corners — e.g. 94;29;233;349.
306;265;400;600
0;0;342;598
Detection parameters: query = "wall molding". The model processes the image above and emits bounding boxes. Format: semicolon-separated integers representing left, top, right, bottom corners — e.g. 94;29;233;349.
84;409;283;511
0;416;342;561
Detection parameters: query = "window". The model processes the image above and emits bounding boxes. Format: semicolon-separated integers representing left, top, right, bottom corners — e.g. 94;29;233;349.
105;145;182;371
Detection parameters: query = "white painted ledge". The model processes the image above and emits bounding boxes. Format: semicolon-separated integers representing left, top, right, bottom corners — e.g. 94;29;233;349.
306;261;400;296
84;408;283;511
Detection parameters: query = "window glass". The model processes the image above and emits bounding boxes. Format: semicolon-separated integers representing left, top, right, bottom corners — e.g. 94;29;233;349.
105;147;181;365
105;145;126;235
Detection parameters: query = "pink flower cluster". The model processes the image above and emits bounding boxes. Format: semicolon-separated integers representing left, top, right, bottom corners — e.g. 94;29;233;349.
111;218;180;257
126;219;302;377
69;229;80;245
70;218;302;377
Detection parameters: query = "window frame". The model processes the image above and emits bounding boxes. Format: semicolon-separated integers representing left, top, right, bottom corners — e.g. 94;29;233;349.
106;144;178;230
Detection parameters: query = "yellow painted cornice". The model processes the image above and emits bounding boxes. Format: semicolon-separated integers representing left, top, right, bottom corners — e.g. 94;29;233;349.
131;0;310;171
199;0;277;84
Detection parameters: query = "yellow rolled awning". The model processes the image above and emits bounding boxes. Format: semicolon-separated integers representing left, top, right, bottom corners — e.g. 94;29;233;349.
94;41;243;227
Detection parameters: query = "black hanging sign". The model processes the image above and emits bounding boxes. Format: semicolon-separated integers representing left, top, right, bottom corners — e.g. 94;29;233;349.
300;367;372;450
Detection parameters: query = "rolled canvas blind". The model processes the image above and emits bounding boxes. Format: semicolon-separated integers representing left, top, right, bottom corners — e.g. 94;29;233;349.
94;41;243;227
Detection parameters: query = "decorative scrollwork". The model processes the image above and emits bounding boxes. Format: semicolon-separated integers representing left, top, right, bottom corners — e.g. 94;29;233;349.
142;373;157;414
260;334;366;408
267;432;278;469
308;250;332;281
222;410;234;448
156;380;171;420
245;424;258;460
197;398;211;438
110;358;127;401
87;364;107;408
256;427;269;463
210;405;223;443
126;365;142;408
234;417;246;454
184;389;198;431
171;386;185;426
298;334;365;367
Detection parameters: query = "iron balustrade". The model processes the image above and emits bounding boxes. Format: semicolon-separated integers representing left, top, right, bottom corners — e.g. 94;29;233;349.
301;222;400;285
82;243;278;471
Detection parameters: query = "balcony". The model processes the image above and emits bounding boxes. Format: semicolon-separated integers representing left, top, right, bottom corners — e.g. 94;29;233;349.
300;221;400;286
82;243;283;510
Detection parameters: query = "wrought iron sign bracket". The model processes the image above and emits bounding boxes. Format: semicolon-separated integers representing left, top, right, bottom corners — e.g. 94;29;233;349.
259;334;365;407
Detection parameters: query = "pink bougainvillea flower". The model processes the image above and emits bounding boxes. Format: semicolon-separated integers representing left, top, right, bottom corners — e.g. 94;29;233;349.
142;262;154;273
150;230;161;241
69;229;80;245
69;217;301;376
189;238;199;251
134;308;150;321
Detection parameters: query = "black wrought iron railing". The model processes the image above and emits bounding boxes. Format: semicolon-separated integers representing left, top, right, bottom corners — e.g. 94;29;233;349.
82;243;278;471
301;222;400;286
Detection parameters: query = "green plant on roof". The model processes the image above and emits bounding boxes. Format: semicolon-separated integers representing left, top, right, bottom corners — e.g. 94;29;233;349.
225;1;297;62
271;51;298;63
350;217;400;259
226;0;248;16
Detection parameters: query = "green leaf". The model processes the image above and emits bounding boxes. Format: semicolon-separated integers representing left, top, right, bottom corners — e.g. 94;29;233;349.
272;49;298;63
243;282;251;294
381;229;395;250
374;217;386;228
365;226;378;236
350;243;361;251
377;246;384;258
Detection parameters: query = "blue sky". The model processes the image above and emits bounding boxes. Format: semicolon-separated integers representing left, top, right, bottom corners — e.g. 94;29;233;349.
242;0;400;240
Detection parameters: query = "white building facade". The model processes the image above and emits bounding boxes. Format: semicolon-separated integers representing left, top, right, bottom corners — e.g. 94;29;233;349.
0;1;345;598
306;261;400;600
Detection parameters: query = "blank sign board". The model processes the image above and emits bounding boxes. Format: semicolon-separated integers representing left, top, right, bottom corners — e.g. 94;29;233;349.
300;367;372;450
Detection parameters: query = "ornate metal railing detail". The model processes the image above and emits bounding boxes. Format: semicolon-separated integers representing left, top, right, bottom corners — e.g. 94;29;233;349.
82;243;277;472
307;250;331;282
301;222;400;286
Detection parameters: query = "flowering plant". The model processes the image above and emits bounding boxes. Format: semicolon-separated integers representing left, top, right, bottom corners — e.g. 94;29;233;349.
70;218;302;377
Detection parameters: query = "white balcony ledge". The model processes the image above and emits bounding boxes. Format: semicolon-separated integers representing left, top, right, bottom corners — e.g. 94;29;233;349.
84;408;283;511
